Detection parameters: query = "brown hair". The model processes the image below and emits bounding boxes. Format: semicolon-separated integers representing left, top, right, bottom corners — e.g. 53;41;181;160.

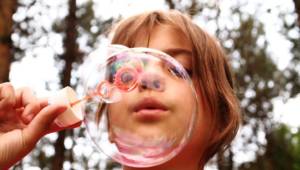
110;10;240;163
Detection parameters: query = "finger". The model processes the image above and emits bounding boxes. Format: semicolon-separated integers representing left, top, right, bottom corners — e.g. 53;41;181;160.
0;83;16;112
15;87;38;108
20;99;50;124
22;104;67;145
15;88;43;124
49;120;82;133
39;98;49;107
21;102;42;124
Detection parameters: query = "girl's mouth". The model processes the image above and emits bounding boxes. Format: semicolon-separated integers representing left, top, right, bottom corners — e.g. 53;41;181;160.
132;97;169;122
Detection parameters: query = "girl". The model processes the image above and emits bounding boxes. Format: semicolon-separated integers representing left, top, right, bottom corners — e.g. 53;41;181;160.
0;10;240;170
109;10;240;170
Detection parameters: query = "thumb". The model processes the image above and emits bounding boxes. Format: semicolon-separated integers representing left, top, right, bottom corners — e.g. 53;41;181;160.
22;104;67;145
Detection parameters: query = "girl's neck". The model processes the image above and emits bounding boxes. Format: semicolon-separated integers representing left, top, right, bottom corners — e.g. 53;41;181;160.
122;160;204;170
123;139;207;170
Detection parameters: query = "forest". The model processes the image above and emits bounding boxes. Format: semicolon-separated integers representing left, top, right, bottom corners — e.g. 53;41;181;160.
0;0;300;169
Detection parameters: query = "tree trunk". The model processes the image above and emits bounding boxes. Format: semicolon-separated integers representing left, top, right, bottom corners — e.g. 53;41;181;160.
165;0;175;9
52;0;78;169
293;0;300;26
217;146;233;170
0;0;17;83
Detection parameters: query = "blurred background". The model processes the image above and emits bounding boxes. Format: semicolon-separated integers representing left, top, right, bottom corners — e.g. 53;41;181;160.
0;0;300;169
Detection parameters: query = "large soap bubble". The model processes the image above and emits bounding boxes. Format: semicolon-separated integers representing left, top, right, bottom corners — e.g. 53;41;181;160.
82;45;198;167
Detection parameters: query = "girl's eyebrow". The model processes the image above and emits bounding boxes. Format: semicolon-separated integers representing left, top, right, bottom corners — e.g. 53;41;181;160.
162;48;192;57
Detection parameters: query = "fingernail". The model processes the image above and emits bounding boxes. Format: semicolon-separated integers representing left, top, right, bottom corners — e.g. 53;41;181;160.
58;106;68;113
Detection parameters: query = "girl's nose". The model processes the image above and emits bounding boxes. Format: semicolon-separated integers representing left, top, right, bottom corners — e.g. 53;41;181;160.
138;72;165;92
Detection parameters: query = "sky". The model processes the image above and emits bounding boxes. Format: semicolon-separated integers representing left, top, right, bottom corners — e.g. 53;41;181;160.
8;0;300;168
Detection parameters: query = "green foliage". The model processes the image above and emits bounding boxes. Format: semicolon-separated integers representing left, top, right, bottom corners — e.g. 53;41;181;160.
280;10;300;99
221;11;282;123
11;0;37;61
8;0;300;169
238;124;300;170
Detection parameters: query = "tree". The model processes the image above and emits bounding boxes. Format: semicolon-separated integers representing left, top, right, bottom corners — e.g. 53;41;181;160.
217;11;284;170
7;0;298;169
50;0;114;169
236;2;300;168
238;124;300;170
283;0;300;98
165;0;203;17
52;0;80;169
293;0;300;26
0;0;17;83
217;3;300;170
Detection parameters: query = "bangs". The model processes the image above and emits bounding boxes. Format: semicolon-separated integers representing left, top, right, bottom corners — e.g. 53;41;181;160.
111;10;192;48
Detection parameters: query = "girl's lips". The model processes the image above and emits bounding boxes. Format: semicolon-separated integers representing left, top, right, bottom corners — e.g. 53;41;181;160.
132;98;169;121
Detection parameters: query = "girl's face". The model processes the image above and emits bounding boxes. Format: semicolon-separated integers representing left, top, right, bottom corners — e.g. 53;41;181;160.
109;25;209;168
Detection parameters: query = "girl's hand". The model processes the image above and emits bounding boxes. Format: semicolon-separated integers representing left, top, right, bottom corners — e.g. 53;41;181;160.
0;83;69;169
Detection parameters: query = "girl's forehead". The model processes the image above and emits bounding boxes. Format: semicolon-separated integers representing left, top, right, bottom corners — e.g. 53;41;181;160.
133;24;192;53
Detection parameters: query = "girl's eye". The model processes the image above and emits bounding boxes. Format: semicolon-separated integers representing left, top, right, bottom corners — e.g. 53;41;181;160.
185;68;193;77
167;66;185;78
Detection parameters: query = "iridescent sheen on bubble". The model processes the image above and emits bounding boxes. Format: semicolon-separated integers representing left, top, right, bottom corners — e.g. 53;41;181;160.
83;45;198;168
